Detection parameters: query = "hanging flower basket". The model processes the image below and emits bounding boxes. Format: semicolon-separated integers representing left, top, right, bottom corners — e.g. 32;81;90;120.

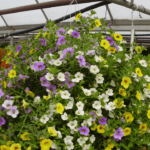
0;10;150;150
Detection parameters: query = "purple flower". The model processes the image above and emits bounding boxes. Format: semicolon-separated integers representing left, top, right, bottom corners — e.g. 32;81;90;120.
106;37;114;46
34;62;45;71
26;108;31;114
64;72;71;79
40;76;50;87
99;117;107;125
79;126;90;136
56;37;66;45
0;117;6;126
0;89;4;98
57;28;66;37
114;43;118;50
46;84;56;95
7;106;19;118
113;127;124;141
86;50;95;55
108;22;111;29
78;55;86;67
65;80;75;89
72;31;80;38
44;49;53;53
16;45;21;52
25;87;30;94
39;39;46;46
90;111;97;121
84;62;91;68
18;74;30;81
121;117;125;124
61;48;74;60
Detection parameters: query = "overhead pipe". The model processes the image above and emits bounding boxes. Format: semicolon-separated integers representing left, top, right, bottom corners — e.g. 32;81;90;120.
0;1;110;39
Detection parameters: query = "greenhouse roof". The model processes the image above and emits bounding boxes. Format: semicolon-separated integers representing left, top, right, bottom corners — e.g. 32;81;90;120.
0;0;150;46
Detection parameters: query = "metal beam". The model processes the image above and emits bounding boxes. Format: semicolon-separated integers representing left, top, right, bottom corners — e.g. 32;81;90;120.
106;5;114;23
35;0;49;21
1;15;9;27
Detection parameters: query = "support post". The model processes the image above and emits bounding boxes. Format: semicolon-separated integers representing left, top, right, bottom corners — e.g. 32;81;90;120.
10;36;13;47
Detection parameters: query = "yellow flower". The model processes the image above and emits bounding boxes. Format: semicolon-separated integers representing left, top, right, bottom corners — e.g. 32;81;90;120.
0;80;7;88
113;99;124;108
100;40;110;49
124;112;134;123
105;147;111;150
43;95;50;101
99;56;107;64
90;26;95;30
40;139;52;150
101;36;104;39
119;88;127;96
91;121;97;131
7;50;12;56
95;19;102;27
1;145;10;150
114;33;123;41
107;139;114;148
29;48;36;55
20;132;31;141
108;47;116;53
26;90;35;98
14;52;19;57
56;103;64;115
136;91;141;101
97;125;106;133
8;70;16;78
121;77;132;89
35;32;41;39
135;46;142;54
48;127;57;136
123;127;131;136
139;123;147;134
7;141;14;146
137;109;140;114
147;83;150;91
10;143;21;150
26;146;31;150
75;13;81;21
147;110;150;119
22;99;29;109
135;68;143;77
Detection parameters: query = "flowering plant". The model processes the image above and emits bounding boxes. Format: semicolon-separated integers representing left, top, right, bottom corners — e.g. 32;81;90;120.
0;10;150;150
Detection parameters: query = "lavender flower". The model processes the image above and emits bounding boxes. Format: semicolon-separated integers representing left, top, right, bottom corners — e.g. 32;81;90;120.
99;117;107;125
121;117;125;123
40;76;50;87
16;45;21;52
114;43;118;51
78;55;86;67
34;62;45;71
39;39;46;46
72;31;80;38
7;106;19;118
113;127;124;141
56;37;66;45
46;84;56;95
90;111;97;121
106;37;114;46
26;108;31;114
57;28;66;37
108;22;111;29
2;100;13;109
64;72;71;79
61;48;74;60
86;50;95;55
79;126;90;136
0;117;6;126
18;74;30;81
0;89;4;98
65;80;75;89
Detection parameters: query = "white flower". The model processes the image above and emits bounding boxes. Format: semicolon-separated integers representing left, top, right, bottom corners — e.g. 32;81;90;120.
64;135;73;144
39;56;44;62
90;65;99;74
54;59;62;66
131;72;137;78
67;120;78;130
67;29;74;34
48;59;55;65
94;55;103;62
69;97;74;102
109;110;115;118
40;114;49;124
58;51;63;56
46;110;53;118
83;89;91;96
137;119;143;124
81;120;87;126
76;101;84;110
56;131;62;138
51;141;58;149
106;89;113;96
65;141;74;150
93;82;98;88
87;117;93;126
98;94;109;103
73;45;78;49
75;72;84;81
65;101;73;110
61;112;68;120
75;109;84;116
90;135;96;143
63;60;67;64
96;108;102;116
110;80;115;87
96;76;104;84
2;100;13;109
33;96;41;104
120;39;127;44
83;144;91;150
33;115;38;121
57;72;65;81
125;54;131;61
61;90;70;99
117;58;122;63
77;137;88;146
139;60;148;67
90;88;97;94
45;72;54;81
96;73;103;78
92;101;101;109
144;75;150;82
76;51;84;56
118;46;123;51
105;102;116;111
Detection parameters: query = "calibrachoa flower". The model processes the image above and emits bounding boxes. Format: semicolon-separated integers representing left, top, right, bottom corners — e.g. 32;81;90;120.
56;36;66;45
113;127;124;141
79;126;90;136
106;37;114;46
72;31;80;38
75;13;81;20
7;106;19;118
34;62;45;71
99;117;107;125
78;55;86;67
0;117;6;126
16;45;21;52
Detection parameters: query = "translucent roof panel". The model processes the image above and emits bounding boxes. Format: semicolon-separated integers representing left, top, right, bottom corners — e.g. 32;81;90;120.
0;16;6;26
